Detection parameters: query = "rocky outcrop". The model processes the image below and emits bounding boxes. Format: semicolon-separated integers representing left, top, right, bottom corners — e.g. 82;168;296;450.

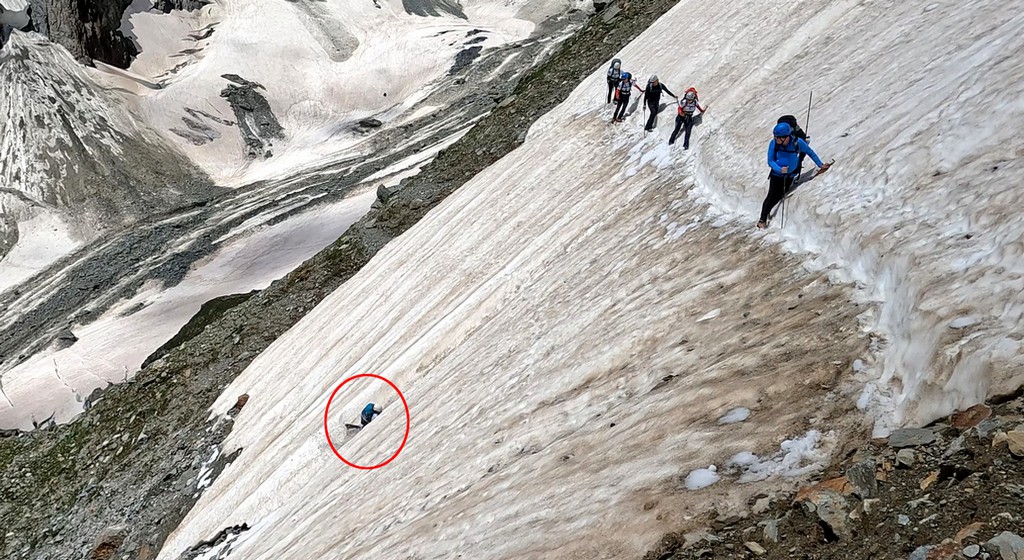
219;74;285;159
644;399;1024;560
402;0;465;19
7;0;207;66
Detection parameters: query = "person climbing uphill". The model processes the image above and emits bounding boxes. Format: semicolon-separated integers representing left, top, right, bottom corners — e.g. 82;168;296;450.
776;114;809;175
642;75;677;132
606;58;623;104
669;88;707;149
611;71;642;123
757;121;831;229
360;402;383;426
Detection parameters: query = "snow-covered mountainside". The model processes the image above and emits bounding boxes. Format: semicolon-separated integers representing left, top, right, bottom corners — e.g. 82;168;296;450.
157;0;1023;558
0;32;211;288
0;0;588;430
113;0;587;184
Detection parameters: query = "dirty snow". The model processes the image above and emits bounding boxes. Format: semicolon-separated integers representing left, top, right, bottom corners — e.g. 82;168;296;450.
159;0;1023;558
733;430;834;484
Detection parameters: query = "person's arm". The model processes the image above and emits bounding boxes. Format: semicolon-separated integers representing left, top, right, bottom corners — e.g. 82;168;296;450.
634;81;644;93
662;84;676;98
767;141;784;174
697;101;707;113
797;138;824;167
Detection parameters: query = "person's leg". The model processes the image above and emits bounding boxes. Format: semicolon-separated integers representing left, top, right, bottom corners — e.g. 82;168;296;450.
682;114;694;148
607;80;615;104
669;115;683;144
615;95;629;120
644;100;658;130
759;174;788;223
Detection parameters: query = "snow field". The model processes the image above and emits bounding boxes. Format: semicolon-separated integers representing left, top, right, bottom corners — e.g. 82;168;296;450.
162;0;1023;557
122;0;550;184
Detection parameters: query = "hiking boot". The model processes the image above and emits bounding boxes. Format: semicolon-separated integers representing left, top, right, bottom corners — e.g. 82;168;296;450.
756;220;768;229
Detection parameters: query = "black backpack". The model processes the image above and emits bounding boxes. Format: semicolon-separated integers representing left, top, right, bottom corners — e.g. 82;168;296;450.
777;115;807;140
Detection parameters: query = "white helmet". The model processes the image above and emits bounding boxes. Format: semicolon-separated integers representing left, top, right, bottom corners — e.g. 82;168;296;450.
373;403;383;413
649;74;659;83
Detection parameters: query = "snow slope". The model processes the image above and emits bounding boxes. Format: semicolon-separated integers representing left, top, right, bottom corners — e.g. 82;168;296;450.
160;0;1024;557
116;0;579;184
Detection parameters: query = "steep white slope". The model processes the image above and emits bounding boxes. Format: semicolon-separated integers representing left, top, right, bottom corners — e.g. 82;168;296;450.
162;0;1023;558
116;0;571;184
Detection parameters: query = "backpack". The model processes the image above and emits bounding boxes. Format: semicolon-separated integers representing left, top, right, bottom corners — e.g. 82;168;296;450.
618;73;633;94
677;88;699;115
777;115;807;140
607;59;622;80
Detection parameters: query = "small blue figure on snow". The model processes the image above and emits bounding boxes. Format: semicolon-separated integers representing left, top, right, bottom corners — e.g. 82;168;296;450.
361;403;383;426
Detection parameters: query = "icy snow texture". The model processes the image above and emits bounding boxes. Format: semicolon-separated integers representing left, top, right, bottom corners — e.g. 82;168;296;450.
685;466;720;490
162;0;1023;558
718;406;751;424
734;431;832;484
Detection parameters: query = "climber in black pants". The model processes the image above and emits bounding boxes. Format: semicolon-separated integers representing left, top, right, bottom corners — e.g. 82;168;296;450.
642;75;677;132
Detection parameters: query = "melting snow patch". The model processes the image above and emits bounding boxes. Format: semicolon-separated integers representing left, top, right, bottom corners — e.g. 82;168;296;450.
717;407;751;424
195;445;221;496
948;316;979;329
732;430;832;483
685;465;720;490
726;451;759;467
852;359;867;373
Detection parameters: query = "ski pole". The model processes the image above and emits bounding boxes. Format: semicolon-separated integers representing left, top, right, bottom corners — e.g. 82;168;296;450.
804;91;813;138
780;193;786;229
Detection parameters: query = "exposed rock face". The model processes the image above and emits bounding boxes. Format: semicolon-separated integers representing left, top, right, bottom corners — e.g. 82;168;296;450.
402;0;466;19
30;0;136;65
5;0;207;66
219;74;285;159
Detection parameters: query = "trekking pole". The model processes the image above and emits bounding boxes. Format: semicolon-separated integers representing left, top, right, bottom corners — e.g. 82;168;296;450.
804;91;813;138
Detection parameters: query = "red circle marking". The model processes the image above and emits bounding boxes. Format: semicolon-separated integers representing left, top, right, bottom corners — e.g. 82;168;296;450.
323;373;410;470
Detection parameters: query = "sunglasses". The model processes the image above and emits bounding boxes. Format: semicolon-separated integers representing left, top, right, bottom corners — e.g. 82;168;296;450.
774;135;789;141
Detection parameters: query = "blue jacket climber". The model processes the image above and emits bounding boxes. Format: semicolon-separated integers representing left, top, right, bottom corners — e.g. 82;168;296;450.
360;403;382;426
767;122;824;177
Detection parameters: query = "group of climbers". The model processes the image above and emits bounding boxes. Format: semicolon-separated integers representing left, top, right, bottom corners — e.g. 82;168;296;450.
606;59;707;148
603;58;831;229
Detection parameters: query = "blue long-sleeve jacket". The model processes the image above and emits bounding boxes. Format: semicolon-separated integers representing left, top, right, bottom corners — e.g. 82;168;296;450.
767;137;823;177
361;403;378;424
